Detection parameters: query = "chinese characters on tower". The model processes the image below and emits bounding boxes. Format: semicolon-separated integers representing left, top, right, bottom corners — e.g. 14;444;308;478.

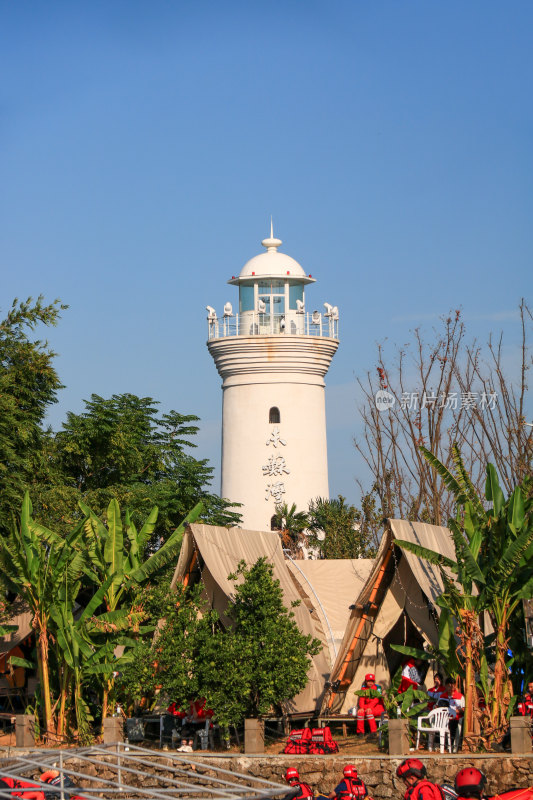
264;427;290;501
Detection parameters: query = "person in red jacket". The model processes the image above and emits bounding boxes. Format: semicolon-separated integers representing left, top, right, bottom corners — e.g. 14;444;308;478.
396;759;443;800
427;673;445;710
0;777;45;800
328;765;368;800
356;673;386;734
284;767;313;800
440;678;465;752
517;681;533;718
399;658;424;694
454;767;533;800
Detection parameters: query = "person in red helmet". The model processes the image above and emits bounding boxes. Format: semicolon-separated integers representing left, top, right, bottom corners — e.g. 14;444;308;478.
396;759;443;800
454;767;533;800
283;767;313;800
454;768;487;800
328;765;368;800
356;673;386;735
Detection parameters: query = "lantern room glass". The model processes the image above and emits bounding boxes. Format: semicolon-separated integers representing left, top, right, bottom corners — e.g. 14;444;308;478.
258;280;285;314
239;284;254;313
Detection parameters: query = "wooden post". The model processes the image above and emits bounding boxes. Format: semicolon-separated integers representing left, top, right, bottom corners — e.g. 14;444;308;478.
510;716;532;754
15;715;35;747
244;718;264;754
103;716;124;744
388;718;410;755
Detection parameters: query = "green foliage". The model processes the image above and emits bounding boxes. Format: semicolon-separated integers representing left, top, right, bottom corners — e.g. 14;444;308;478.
271;503;309;556
390;644;433;662
33;393;241;538
79;497;203;608
117;581;206;714
0;297;66;536
307;495;378;558
200;558;321;723
138;558;322;727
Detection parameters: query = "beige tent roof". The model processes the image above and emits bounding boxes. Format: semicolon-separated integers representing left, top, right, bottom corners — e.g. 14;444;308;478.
286;559;373;669
324;520;455;713
172;524;331;714
388;518;456;601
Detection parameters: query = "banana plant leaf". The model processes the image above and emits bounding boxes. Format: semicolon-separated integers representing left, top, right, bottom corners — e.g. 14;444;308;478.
506;695;518;720
394;539;457;572
128;501;204;584
390;644;432;661
9;656;35;669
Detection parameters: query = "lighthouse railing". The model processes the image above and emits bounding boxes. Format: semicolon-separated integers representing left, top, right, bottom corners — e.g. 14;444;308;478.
207;312;339;340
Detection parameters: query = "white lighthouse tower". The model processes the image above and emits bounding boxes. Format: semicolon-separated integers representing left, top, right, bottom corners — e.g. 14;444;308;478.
207;227;339;531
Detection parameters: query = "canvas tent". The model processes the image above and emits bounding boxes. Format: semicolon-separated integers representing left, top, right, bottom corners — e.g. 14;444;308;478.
285;558;373;670
171;523;332;714
323;519;456;714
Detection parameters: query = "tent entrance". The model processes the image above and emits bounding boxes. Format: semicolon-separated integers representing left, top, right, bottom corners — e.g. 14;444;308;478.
382;611;427;680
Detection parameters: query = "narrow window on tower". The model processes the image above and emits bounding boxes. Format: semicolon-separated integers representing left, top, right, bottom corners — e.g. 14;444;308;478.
269;406;280;424
270;515;278;531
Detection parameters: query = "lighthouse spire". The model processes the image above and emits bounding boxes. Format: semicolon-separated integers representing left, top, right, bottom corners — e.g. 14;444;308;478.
261;217;282;252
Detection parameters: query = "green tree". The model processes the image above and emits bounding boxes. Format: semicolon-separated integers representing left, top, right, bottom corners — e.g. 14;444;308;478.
196;558;322;725
0;296;66;535
135;558;322;728
33;393;241;537
79;496;204;727
0;492;85;736
272;503;309;557
307;495;377;558
117;581;206;715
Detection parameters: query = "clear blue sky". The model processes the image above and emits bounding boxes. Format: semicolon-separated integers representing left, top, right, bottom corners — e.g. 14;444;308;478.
2;1;531;506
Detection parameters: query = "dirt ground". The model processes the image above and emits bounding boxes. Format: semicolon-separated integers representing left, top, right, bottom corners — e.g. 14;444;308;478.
0;727;383;755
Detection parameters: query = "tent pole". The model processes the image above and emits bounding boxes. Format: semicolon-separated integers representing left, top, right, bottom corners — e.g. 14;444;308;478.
182;550;198;587
327;546;393;709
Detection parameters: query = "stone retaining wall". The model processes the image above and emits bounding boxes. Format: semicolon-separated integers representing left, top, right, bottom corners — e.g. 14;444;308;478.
3;752;533;798
171;754;533;799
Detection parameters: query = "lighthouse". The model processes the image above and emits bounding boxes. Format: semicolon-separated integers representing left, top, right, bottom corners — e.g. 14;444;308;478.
207;227;339;531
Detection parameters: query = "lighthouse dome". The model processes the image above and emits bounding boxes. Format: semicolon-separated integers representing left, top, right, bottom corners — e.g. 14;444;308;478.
228;230;315;285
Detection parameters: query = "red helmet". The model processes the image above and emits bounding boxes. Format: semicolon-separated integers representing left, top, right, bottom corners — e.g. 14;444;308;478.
344;765;358;779
365;673;376;683
454;769;487;798
40;771;59;782
285;768;300;784
396;759;426;781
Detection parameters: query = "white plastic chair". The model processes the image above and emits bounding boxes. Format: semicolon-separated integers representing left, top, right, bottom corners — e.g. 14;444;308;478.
416;707;451;753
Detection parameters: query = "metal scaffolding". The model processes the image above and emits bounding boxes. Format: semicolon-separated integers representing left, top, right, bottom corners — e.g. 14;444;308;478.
0;742;292;800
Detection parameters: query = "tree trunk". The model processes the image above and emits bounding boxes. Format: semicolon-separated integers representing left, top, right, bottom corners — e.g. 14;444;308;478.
101;676;111;735
464;634;474;740
57;666;70;739
491;611;510;735
37;618;54;737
